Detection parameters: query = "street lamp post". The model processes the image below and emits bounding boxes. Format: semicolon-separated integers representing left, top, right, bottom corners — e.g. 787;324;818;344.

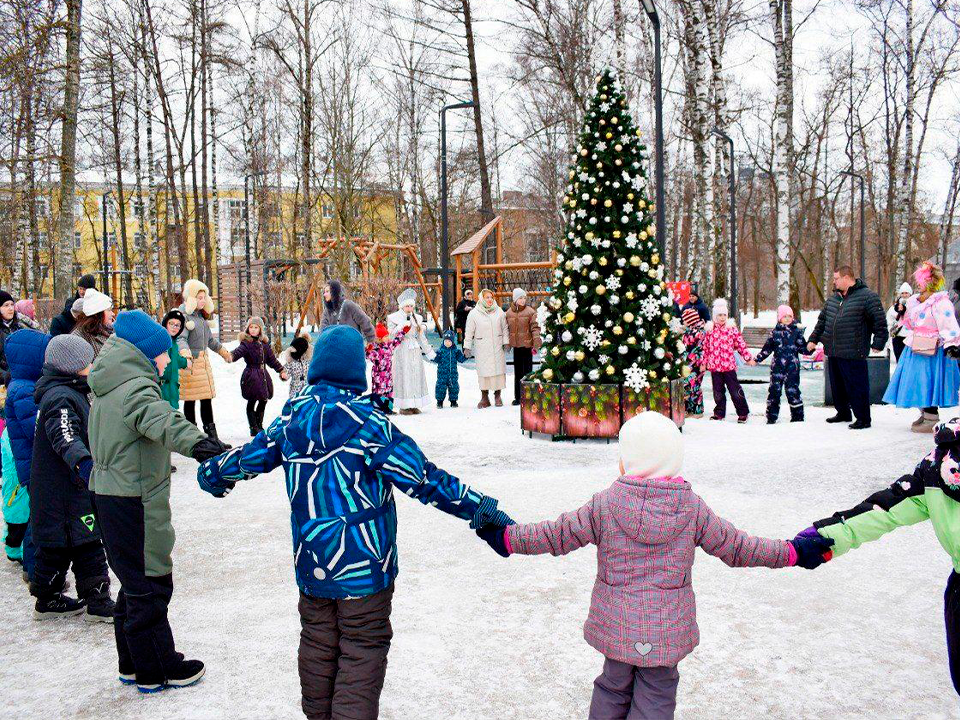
840;169;866;280
101;191;110;289
640;0;665;259
440;100;476;331
711;128;737;321
244;171;266;318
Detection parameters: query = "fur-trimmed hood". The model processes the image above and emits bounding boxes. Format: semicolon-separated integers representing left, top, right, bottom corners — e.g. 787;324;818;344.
281;342;313;365
182;278;215;316
704;318;736;333
238;330;269;344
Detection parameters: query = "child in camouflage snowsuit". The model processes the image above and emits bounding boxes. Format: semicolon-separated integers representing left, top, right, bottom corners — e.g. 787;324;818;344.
432;329;467;408
754;305;806;424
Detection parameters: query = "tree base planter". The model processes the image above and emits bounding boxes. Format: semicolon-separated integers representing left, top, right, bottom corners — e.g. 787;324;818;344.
521;378;685;440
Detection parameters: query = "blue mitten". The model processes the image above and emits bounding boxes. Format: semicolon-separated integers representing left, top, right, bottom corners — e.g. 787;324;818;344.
470;496;515;530
197;458;236;498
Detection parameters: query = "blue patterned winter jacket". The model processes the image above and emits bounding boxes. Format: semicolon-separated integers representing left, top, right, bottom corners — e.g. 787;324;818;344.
754;322;806;366
4;330;50;487
199;382;507;599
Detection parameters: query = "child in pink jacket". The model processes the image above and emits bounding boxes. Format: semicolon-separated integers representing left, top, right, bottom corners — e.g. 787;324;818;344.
701;298;754;422
477;412;832;720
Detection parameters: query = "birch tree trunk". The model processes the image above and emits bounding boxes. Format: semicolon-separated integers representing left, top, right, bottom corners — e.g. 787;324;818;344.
143;20;162;308
208;60;221;270
770;0;792;304
895;0;913;282
613;0;626;80
55;0;82;297
131;47;150;311
107;44;133;306
461;0;494;222
939;144;960;268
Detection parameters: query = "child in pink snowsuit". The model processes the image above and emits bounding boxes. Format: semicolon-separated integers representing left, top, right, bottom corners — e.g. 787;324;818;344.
476;412;832;720
701;298;754;422
366;322;408;411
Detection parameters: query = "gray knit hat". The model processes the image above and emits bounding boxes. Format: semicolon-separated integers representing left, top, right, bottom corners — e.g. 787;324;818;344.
45;334;95;375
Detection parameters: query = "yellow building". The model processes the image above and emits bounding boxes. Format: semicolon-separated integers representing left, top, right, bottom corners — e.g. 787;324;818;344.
0;177;401;307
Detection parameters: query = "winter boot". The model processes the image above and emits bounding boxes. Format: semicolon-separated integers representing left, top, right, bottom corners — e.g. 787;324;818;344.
203;423;220;441
494;390;504;407
81;579;115;624
121;653;184;686
478;391;491;409
826;414;852;423
34;593;86;620
737;415;749;424
138;659;206;694
450;401;459;408
437;401;444;409
911;412;926;428
912;412;939;434
766;417;777;425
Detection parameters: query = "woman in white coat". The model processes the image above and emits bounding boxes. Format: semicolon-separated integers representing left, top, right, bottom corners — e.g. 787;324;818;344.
464;288;509;408
387;289;435;414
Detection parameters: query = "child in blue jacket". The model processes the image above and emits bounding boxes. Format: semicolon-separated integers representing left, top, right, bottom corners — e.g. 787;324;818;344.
432;329;467;408
197;326;511;720
754;305;806;424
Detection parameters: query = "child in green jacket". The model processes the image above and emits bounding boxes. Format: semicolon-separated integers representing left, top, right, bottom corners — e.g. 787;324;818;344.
806;417;960;697
88;310;228;694
159;309;189;410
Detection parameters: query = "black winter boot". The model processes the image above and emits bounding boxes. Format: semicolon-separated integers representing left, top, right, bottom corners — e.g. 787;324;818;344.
138;659;206;694
34;593;86;620
203;423;220;441
80;578;115;624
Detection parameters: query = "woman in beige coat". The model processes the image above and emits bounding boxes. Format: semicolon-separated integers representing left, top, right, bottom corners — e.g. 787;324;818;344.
176;279;232;438
464;288;509;408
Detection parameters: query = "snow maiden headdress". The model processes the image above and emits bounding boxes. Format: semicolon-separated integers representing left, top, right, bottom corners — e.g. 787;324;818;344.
397;288;417;310
914;260;944;294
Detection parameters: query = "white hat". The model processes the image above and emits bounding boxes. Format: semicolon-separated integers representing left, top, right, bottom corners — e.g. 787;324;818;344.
898;282;913;295
82;289;113;316
512;288;527;303
712;298;729;316
397;289;417;309
619;412;683;479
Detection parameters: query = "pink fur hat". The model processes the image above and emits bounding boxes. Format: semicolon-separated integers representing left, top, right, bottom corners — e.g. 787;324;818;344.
777;304;794;322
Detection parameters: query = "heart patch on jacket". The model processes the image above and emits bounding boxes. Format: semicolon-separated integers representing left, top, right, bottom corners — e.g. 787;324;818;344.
635;642;653;656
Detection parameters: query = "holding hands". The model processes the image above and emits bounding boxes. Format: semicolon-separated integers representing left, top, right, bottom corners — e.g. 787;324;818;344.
789;527;834;569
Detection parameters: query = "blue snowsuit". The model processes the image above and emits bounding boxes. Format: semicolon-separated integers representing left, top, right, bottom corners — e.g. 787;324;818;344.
3;329;50;573
197;383;509;599
755;321;806;422
432;330;466;405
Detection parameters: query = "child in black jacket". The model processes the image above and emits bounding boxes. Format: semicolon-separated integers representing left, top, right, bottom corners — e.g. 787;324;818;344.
754;305;806;424
29;334;113;621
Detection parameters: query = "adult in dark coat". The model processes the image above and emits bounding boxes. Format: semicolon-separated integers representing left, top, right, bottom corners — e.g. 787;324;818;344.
29;333;112;620
320;280;375;344
680;286;711;323
49;274;97;337
454;289;477;344
807;265;888;429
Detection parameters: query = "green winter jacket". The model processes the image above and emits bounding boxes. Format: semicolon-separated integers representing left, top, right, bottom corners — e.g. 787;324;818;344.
88;335;205;576
1;430;29;526
160;342;189;409
815;438;960;571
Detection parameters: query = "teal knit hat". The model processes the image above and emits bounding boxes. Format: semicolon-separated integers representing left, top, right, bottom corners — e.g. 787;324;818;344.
114;310;172;362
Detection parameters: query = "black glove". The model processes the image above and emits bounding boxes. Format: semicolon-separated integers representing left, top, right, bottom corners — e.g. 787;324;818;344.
790;533;835;570
192;436;231;463
946;345;960;359
476;524;512;558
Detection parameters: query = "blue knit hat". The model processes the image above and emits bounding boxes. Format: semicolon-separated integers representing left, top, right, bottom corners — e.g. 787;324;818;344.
114;310;172;362
308;325;367;393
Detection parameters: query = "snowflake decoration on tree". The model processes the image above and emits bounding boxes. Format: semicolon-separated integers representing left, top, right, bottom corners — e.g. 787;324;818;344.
606;276;621;291
598;354;610;365
583;325;603;350
624;364;650;393
641;296;661;320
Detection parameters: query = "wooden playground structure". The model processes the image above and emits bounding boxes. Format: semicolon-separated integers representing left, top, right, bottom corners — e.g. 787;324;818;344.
216;220;559;340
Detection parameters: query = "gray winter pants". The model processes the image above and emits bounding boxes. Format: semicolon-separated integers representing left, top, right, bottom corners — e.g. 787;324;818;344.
589;657;680;720
298;585;394;720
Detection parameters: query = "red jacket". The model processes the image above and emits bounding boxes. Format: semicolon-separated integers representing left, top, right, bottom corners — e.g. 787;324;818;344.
701;320;752;372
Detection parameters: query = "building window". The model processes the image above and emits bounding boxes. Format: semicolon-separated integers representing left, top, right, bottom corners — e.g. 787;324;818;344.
74;197;85;216
321;203;334;219
228;199;246;226
135;262;147;276
35;197;49;217
101;196;116;220
134;232;145;247
73;231;82;250
132;197;145;216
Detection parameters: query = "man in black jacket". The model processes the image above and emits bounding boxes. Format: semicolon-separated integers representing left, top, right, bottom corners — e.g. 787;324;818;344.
49;274;96;337
807;265;888;429
454;289;476;344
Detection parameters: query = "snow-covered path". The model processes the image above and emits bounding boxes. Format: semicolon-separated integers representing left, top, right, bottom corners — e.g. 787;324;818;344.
1;354;957;719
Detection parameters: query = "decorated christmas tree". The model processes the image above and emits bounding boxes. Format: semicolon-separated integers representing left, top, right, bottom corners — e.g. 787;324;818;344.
536;69;686;394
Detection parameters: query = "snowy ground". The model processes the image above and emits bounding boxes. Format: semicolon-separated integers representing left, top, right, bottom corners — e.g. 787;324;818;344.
1;350;958;719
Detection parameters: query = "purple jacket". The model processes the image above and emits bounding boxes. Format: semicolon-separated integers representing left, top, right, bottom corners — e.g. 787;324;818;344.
232;334;284;402
506;476;792;667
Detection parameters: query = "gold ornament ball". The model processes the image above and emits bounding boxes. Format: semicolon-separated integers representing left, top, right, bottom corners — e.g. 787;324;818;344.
638;200;646;209
604;199;612;208
591;198;598;205
681;365;691;377
600;94;607;100
563;276;571;286
625;290;635;299
648;269;657;278
551;347;560;356
606;365;615;375
616;269;624;276
624;312;635;323
640;231;648;240
606;132;613;139
585;232;594;240
568;170;575;179
649;370;657;379
580;149;588;156
569;198;577;207
598;257;608;266
615;144;622;151
636;128;642;137
612;326;623;335
651;253;660;265
601;339;611;347
630;255;641;266
599;118;606;126
564;260;573;270
627;336;637;345
596;285;607;295
565;312;576;323
614;158;622;165
543;368;554;380
610;116;618;124
627;193;635;200
574;350;585;362
612;230;621;238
